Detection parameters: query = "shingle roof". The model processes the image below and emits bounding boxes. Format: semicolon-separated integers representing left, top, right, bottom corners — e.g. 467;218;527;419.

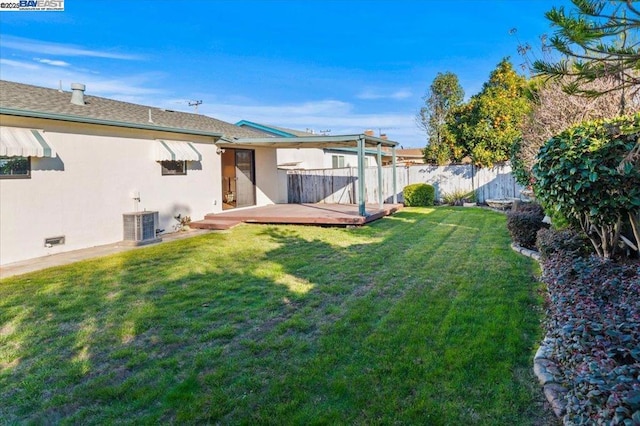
0;80;262;139
396;149;424;157
258;124;316;137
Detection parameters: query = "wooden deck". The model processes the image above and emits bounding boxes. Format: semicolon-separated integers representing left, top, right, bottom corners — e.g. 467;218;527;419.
190;203;403;230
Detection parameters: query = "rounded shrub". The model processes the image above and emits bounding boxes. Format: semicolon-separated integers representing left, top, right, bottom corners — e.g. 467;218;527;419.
403;183;435;207
506;203;546;249
532;113;640;258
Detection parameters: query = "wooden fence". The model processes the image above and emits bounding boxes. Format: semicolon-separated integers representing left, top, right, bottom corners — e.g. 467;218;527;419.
283;163;524;204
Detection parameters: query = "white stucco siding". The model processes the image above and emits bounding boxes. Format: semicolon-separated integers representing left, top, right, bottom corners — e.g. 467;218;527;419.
276;148;378;170
0;126;225;266
253;147;279;206
321;152;378;169
276;148;325;169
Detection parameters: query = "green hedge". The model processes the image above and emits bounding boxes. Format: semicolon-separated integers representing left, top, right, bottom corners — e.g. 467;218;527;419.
403;183;435;207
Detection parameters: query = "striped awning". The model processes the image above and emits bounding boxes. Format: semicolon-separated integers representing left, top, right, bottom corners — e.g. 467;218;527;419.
0;127;56;157
156;140;202;162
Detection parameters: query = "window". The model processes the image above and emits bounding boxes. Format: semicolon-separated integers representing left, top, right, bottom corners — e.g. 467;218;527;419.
161;160;187;175
0;156;30;178
332;155;345;168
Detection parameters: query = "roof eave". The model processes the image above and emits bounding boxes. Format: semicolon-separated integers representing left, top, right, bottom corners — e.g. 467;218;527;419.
229;134;399;148
0;107;225;139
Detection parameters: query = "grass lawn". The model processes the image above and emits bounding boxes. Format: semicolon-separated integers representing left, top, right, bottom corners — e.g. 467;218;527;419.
0;207;554;424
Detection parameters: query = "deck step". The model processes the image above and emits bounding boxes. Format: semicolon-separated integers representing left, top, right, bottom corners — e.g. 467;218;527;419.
189;219;242;230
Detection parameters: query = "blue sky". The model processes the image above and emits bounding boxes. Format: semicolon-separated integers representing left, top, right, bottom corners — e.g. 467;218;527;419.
0;0;571;147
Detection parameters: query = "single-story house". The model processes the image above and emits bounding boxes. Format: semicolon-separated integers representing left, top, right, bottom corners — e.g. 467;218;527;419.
236;120;390;169
394;148;426;166
0;80;398;266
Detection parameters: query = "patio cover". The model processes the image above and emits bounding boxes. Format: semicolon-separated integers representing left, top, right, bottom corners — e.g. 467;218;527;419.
0;126;56;157
218;133;399;216
155;139;202;162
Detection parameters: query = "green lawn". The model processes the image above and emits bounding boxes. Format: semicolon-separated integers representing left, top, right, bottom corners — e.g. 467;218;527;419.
0;207;553;424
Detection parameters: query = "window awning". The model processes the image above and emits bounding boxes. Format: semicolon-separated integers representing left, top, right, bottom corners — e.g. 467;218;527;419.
156;140;202;162
0;126;56;157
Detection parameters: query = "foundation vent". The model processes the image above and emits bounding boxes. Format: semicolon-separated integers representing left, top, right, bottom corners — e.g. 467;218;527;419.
44;236;65;247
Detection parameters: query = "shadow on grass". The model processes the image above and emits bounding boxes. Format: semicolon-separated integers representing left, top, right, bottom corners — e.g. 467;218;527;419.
0;207;551;424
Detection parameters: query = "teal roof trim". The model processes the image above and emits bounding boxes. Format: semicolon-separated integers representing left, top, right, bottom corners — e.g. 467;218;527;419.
235;120;297;138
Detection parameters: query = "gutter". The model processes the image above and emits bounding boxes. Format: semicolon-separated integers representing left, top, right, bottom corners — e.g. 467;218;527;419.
0;107;224;139
232;134;399;148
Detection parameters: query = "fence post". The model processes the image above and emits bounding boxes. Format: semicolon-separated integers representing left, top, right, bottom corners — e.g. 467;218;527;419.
358;136;366;216
392;148;398;204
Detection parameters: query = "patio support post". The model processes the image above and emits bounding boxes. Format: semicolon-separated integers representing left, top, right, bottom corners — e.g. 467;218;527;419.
357;136;366;217
377;142;383;209
392;146;397;204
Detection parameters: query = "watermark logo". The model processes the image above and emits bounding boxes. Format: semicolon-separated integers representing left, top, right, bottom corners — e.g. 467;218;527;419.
0;0;64;11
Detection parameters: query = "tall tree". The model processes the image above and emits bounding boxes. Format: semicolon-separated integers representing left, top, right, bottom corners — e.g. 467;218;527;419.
533;0;640;174
512;75;639;185
416;72;464;164
448;58;531;167
532;0;640;109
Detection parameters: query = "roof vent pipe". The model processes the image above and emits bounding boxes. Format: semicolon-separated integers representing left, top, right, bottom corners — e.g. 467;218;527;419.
70;83;86;105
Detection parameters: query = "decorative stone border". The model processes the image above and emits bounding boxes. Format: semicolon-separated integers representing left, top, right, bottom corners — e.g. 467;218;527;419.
534;338;568;418
511;243;568;419
510;243;541;261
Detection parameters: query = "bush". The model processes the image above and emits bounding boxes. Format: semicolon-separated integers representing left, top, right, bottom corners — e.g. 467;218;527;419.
541;254;640;424
403;184;435;207
441;188;475;206
536;227;591;260
506;204;545;249
532;114;640;258
514;202;544;215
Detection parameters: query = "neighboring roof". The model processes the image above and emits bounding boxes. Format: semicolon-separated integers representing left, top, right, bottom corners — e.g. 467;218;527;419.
235;120;316;137
396;148;424;158
0;80;262;139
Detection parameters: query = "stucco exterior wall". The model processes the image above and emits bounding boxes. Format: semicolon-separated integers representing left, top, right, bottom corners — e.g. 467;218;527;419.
277;148;378;170
0;117;280;266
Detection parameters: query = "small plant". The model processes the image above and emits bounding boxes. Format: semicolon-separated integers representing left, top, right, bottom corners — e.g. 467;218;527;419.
441;188;475;206
506;203;545;249
541;254;640;425
173;214;191;231
536;227;591;260
403;183;435;207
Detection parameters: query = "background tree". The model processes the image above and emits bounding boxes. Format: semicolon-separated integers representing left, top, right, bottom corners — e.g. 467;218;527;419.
447;58;531;167
532;0;640;172
532;0;640;105
512;75;639;185
416;72;464;165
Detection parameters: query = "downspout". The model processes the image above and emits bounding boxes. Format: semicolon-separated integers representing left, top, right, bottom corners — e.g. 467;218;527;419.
357;136;366;217
377;142;383;208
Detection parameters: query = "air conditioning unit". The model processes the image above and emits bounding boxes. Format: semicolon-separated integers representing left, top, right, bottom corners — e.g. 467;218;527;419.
123;211;162;246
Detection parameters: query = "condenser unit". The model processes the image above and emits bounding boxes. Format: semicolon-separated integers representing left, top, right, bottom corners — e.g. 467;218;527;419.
123;211;162;246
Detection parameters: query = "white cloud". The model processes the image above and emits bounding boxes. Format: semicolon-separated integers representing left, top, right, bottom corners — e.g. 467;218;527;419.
194;99;425;147
356;88;413;100
34;58;70;67
0;36;142;60
0;58;165;100
0;58;40;70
